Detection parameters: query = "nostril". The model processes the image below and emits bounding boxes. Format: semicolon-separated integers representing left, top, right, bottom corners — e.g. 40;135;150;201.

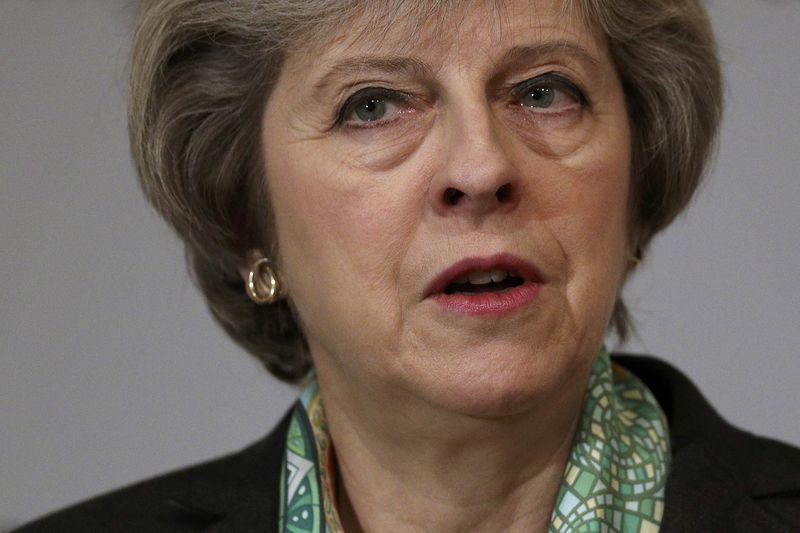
443;187;465;206
495;183;512;203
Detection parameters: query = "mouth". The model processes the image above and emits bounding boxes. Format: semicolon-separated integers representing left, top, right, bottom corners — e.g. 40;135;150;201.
442;269;526;295
424;253;543;316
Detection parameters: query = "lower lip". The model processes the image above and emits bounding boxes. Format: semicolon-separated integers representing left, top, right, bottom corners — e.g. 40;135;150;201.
430;282;542;316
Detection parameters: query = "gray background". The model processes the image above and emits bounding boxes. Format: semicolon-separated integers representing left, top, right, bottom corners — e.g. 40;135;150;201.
1;0;798;528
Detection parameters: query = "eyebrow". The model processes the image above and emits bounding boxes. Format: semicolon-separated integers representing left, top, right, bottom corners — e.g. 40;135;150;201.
313;56;433;92
499;42;601;72
312;41;600;93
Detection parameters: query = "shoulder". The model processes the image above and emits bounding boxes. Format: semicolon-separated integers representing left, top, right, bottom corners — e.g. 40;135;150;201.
12;409;293;533
613;353;800;532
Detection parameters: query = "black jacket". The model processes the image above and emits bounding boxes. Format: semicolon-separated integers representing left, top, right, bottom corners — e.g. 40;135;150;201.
13;355;800;532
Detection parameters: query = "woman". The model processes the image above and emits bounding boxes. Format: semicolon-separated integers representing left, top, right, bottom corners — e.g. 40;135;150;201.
14;0;800;531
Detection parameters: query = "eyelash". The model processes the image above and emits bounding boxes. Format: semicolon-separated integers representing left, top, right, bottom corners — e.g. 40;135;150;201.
510;72;589;108
333;72;588;129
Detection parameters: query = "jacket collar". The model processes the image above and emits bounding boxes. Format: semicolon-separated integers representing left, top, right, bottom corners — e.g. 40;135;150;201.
164;409;291;532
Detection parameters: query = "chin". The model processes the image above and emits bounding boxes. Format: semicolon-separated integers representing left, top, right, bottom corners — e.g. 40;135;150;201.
408;341;588;420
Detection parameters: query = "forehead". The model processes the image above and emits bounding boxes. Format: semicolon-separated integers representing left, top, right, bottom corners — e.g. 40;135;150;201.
287;0;600;71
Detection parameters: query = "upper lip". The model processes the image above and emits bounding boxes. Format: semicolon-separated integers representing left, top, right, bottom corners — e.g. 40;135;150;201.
423;252;543;298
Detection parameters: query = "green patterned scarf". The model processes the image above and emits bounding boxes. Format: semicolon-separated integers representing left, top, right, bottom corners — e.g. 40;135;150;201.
279;348;670;532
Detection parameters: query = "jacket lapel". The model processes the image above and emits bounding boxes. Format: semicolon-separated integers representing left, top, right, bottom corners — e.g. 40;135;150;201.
614;354;800;533
662;441;796;532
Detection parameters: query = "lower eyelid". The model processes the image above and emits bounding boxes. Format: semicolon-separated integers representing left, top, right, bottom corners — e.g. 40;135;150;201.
506;101;584;128
512;98;582;113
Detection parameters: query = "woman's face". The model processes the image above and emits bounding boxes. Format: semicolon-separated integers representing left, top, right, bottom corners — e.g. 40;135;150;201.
261;0;631;417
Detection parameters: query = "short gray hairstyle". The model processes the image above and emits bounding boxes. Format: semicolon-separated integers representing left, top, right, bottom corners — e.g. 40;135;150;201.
129;0;722;382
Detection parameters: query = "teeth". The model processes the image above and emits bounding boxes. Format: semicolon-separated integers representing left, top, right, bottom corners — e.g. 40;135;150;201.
450;269;512;286
490;269;508;283
468;271;493;285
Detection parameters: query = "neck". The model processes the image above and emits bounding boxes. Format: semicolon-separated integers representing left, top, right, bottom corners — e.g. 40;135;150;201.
317;367;587;533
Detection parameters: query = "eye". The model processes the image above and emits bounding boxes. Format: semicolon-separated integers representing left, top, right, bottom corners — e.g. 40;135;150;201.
337;88;411;128
512;73;586;112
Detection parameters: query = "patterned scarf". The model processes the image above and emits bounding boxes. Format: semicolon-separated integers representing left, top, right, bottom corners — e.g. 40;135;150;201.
279;348;670;532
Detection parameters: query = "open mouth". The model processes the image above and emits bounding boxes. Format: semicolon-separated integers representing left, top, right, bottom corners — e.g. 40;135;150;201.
425;254;541;315
427;255;542;315
442;269;526;295
424;253;543;302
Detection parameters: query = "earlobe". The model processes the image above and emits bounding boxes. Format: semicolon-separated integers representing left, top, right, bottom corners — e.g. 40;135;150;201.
238;250;263;285
241;251;286;305
626;245;643;270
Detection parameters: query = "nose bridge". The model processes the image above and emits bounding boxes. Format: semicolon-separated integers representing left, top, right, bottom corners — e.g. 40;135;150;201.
450;95;509;186
432;87;518;217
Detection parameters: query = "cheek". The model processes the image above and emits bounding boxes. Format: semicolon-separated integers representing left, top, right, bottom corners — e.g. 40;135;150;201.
555;126;631;324
514;134;630;268
563;162;629;258
509;105;630;345
264;140;424;352
270;155;412;279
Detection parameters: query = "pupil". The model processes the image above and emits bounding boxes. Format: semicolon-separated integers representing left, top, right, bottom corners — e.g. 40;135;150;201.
355;99;386;122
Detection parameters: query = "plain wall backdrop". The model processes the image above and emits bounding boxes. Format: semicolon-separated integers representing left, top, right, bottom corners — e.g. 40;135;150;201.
1;0;798;528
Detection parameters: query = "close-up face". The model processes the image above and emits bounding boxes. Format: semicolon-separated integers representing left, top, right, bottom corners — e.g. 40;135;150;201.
261;0;631;418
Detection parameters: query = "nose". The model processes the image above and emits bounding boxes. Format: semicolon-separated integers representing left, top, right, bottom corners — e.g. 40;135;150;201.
430;102;520;220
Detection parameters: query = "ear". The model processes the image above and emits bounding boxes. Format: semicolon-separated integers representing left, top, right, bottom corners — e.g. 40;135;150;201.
626;244;643;271
238;250;264;284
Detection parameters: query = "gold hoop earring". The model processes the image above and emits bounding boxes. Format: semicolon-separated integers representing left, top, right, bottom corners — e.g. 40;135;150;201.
246;257;283;305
